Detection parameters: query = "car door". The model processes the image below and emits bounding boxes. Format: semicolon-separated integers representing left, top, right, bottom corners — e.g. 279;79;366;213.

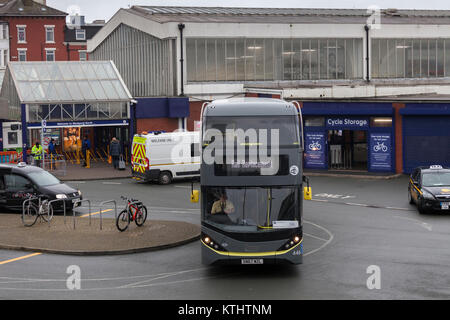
0;173;7;208
4;173;36;210
410;169;421;203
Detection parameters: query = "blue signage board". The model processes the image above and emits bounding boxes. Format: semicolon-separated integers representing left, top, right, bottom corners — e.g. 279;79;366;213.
326;117;369;129
304;132;326;168
369;133;392;171
28;119;129;128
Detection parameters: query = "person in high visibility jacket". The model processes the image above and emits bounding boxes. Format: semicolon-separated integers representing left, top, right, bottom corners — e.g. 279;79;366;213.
31;141;43;167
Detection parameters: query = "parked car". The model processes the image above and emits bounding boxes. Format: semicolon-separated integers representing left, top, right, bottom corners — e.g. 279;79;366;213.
408;165;450;214
0;162;82;212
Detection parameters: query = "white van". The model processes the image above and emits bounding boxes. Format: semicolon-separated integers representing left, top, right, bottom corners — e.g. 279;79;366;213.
131;131;200;184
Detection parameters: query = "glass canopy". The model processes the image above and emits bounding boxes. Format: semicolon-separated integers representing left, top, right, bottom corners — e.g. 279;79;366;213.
6;61;132;104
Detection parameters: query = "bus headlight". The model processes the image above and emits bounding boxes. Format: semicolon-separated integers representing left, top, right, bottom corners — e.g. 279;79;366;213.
278;235;302;251
202;233;227;252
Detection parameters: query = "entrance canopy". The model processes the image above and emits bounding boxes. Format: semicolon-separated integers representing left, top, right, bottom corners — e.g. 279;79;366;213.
3;61;132;104
0;61;133;121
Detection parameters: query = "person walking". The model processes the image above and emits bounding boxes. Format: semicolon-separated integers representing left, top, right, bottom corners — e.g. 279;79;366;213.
81;136;91;167
109;137;121;169
48;138;57;169
31;141;43;167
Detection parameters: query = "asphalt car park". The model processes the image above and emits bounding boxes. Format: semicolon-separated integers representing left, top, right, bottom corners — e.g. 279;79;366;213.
2;174;450;299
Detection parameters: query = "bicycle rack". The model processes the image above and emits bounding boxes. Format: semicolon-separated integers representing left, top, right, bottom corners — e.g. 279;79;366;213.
47;199;66;228
22;196;53;227
73;199;92;226
99;200;117;230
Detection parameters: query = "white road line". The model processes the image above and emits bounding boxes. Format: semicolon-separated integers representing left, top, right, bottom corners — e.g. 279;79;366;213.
102;182;122;185
303;232;328;242
392;216;433;231
303;220;334;257
66;181;86;184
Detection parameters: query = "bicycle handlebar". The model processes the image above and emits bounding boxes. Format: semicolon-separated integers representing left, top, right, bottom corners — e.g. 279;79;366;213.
121;196;140;203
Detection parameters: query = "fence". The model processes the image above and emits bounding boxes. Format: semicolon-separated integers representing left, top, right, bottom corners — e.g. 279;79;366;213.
0;151;20;164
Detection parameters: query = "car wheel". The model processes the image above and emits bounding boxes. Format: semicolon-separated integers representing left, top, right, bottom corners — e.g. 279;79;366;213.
417;199;428;214
158;171;172;185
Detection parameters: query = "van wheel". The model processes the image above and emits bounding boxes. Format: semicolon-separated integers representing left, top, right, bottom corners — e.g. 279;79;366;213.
158;172;172;185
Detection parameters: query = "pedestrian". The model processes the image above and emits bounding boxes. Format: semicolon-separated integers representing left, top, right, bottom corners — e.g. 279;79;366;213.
48;138;57;169
82;135;91;167
31;141;43;168
109;137;121;169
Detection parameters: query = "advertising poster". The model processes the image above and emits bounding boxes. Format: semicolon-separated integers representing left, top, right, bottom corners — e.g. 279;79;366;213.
63;127;81;152
369;133;392;171
304;132;326;168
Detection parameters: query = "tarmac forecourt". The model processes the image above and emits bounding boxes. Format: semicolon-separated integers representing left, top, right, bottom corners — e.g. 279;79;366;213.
0;213;200;255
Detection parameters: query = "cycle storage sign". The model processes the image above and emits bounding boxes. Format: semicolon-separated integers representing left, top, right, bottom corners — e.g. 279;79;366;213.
369;133;392;171
305;132;326;169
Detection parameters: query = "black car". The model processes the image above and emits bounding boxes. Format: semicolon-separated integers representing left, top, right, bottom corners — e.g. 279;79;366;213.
408;165;450;214
0;163;82;212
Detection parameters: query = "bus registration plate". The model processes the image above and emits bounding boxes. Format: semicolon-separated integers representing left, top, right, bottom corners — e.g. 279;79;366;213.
241;259;263;265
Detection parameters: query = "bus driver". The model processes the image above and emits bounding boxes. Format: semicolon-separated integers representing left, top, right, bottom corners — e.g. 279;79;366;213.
211;193;235;215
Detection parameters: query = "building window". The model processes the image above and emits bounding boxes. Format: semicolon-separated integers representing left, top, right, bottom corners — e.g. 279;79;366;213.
75;29;86;41
79;51;87;61
372;38;450;78
1;24;8;40
18;49;26;62
45;26;55;43
2;49;8;67
17;26;26;43
186;38;363;82
45;49;55;61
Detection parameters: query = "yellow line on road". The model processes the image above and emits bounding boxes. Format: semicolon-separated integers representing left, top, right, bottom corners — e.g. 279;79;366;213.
80;208;113;218
0;252;42;266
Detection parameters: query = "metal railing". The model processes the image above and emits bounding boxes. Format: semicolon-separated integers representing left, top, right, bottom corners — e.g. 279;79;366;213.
99;200;117;230
73;199;92;227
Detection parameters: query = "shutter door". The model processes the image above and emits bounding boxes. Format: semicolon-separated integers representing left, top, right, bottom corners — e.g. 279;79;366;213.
403;116;450;174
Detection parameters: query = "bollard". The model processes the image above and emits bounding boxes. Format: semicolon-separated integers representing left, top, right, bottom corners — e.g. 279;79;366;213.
86;150;90;168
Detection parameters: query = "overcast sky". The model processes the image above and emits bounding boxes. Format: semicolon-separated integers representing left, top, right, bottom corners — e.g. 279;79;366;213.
47;0;450;23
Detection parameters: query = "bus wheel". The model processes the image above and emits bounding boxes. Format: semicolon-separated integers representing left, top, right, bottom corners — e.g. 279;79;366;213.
159;172;172;185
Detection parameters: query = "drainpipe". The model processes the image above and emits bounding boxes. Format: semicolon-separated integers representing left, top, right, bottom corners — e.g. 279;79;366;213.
178;23;185;96
364;24;370;82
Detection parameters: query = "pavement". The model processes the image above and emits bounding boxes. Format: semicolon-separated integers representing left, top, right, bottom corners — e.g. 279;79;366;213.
0;213;200;255
305;169;403;180
53;162;132;181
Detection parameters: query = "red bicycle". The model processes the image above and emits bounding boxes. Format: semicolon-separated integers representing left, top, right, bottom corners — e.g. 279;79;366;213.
116;196;147;232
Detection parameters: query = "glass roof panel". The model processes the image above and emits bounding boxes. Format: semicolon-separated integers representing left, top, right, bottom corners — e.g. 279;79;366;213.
99;80;119;100
7;62;131;103
77;80;96;100
89;80;107;100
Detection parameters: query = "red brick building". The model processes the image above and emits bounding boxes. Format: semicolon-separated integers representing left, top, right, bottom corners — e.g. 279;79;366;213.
0;0;68;62
65;16;104;61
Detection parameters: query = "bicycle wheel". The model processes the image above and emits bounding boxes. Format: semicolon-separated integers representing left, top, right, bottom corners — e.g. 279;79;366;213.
40;201;54;222
22;203;38;227
116;209;130;232
135;205;147;227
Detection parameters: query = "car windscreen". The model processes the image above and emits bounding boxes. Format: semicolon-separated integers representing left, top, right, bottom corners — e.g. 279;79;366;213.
422;172;450;187
27;171;61;187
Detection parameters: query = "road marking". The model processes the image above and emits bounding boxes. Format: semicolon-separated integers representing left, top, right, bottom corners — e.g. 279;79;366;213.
80;208;113;218
303;232;328;242
393;216;433;231
303;220;334;257
102;182;122;185
66;181;86;184
310;198;413;212
0;253;42;266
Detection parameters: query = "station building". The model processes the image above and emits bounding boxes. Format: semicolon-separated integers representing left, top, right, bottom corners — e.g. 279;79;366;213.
0;60;133;162
86;6;450;174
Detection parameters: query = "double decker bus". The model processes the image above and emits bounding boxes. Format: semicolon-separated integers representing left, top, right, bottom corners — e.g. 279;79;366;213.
195;98;310;265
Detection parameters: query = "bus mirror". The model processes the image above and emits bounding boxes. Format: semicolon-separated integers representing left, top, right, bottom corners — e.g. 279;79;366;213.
304;187;312;200
191;190;199;203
